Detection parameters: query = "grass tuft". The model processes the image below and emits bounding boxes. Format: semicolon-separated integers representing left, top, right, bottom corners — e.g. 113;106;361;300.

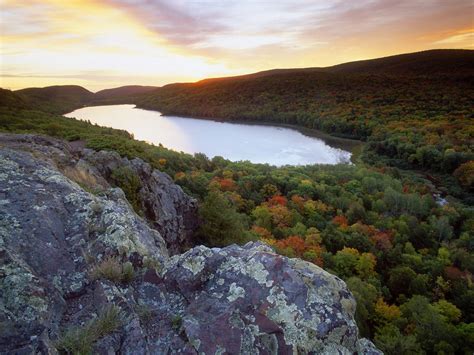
90;256;135;283
56;305;123;355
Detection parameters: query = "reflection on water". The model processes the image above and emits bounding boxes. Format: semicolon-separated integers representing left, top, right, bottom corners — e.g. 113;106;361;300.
65;104;351;166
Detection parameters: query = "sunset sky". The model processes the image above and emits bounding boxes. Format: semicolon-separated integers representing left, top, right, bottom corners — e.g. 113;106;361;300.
1;0;473;91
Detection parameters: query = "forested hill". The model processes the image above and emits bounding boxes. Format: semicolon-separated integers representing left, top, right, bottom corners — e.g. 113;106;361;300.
15;85;94;114
91;85;159;105
136;50;473;139
324;49;474;75
94;85;158;99
135;50;474;182
193;49;474;82
3;85;158;114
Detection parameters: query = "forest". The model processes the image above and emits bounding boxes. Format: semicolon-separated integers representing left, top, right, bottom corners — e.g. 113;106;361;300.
1;50;473;353
136;50;474;202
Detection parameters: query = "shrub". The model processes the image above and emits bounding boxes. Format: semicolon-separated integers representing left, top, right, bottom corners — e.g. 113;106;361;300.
110;166;142;214
56;305;122;354
90;256;135;283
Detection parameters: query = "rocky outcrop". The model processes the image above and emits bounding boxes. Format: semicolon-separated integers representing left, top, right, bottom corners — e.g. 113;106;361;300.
0;134;380;354
0;134;198;254
80;149;198;255
150;243;380;354
0;146;168;353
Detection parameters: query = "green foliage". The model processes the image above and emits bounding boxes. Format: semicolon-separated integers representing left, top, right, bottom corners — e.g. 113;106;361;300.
346;277;379;338
197;190;250;247
110;167;142;214
56;305;122;355
374;324;422;354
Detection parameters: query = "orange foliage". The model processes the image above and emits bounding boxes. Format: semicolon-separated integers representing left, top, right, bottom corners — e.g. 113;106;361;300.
290;195;305;212
332;215;348;229
371;231;393;251
274;235;323;266
268;194;288;206
174;172;186;180
275;236;306;256
269;204;292;228
216;177;237;191
251;226;273;239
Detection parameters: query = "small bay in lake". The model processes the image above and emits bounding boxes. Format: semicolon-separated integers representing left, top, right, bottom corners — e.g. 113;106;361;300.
65;104;352;166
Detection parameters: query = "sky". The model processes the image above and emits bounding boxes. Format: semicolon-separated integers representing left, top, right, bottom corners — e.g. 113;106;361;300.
1;0;473;91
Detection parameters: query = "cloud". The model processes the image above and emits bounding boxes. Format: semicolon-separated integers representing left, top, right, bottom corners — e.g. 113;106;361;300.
1;0;473;90
434;31;474;47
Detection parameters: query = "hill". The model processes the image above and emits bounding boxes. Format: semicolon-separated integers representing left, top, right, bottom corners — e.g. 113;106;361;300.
94;85;158;99
325;49;474;75
4;85;159;112
175;49;474;85
15;85;94;114
0;47;473;353
91;85;159;105
136;49;474;177
0;88;31;110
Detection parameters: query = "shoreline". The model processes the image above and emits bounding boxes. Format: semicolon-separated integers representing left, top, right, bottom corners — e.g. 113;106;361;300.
134;105;365;163
73;102;365;164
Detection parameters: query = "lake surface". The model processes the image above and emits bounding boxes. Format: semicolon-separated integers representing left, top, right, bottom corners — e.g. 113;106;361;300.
65;104;351;166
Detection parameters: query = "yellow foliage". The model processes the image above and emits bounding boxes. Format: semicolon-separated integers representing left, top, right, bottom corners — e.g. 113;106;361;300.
375;298;401;322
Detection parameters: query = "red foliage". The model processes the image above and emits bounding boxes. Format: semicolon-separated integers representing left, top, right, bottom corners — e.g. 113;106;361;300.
371;231;393;251
444;266;464;280
332;215;348;228
275;236;306;255
214;177;237;191
274;236;323;266
268;194;288;206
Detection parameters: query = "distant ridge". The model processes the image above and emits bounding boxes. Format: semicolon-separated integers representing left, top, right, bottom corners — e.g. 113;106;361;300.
1;49;472;116
15;85;94;114
94;85;159;99
134;49;473;141
192;49;474;85
324;49;474;75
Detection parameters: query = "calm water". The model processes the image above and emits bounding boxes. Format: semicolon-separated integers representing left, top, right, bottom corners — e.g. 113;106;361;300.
65;104;351;166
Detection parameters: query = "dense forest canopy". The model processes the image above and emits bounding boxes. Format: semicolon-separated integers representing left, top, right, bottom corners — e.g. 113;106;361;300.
1;49;473;354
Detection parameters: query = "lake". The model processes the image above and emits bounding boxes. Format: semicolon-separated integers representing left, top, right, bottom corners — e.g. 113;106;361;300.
65;104;352;166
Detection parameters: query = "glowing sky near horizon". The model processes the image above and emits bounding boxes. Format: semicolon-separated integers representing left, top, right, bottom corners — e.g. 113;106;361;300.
1;0;473;91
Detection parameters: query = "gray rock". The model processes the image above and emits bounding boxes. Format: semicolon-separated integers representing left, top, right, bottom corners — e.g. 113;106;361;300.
0;134;381;354
81;149;198;254
0;133;198;254
0;146;167;354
